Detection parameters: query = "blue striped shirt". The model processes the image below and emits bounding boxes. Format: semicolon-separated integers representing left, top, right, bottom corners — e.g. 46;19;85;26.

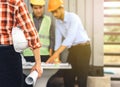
55;11;90;50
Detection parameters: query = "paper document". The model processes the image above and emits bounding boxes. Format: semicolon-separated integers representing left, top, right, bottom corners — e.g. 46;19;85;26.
25;71;38;86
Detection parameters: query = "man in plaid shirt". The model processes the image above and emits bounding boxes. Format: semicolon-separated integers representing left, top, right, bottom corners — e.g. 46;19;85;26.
0;0;42;87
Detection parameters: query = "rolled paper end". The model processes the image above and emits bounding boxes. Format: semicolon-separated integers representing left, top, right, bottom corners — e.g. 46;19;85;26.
25;71;38;85
25;76;34;85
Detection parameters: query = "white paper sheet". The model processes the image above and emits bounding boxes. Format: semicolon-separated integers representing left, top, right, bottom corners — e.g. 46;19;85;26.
25;67;43;86
25;71;38;86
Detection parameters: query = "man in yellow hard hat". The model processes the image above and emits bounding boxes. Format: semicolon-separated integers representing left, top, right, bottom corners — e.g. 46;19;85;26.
23;0;55;63
47;0;91;87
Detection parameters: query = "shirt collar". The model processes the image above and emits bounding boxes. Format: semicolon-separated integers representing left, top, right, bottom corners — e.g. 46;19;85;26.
57;11;68;23
64;11;68;22
32;13;44;19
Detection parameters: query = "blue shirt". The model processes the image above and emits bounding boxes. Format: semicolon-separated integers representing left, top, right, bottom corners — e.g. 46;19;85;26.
55;11;90;50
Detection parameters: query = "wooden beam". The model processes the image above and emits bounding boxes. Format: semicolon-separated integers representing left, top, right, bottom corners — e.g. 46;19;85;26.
104;23;120;26
104;15;120;17
104;0;120;2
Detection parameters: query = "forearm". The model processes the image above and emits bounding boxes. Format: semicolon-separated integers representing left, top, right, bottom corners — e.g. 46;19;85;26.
55;45;67;57
49;48;53;56
33;47;41;64
32;47;43;78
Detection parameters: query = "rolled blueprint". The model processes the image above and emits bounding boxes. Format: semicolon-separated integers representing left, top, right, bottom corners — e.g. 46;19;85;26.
25;70;38;86
25;67;43;86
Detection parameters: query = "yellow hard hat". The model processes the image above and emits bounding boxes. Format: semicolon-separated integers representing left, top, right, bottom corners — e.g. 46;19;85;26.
48;0;64;12
30;0;45;5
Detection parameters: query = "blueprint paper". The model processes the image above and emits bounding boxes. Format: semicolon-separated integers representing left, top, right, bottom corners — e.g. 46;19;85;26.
25;71;38;86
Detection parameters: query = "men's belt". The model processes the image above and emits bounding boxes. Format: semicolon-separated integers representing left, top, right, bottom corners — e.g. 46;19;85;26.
75;41;90;46
0;45;12;47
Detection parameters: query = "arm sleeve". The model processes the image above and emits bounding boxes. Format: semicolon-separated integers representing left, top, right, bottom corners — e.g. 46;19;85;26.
54;24;62;51
62;15;80;48
15;0;41;49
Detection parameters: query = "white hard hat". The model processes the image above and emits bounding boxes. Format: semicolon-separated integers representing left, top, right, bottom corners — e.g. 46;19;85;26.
12;27;28;53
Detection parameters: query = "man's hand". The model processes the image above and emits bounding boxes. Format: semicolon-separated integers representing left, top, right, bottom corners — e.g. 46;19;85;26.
47;46;66;63
31;63;43;78
46;52;59;63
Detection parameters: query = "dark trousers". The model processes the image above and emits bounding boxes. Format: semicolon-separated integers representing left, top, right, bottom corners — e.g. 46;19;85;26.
47;70;64;87
0;45;23;87
64;44;91;87
23;74;33;87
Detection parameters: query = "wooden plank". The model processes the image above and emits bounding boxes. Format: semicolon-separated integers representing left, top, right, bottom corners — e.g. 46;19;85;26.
104;0;120;2
104;7;120;9
104;42;120;45
104;23;120;26
104;15;120;17
104;53;120;56
104;32;120;35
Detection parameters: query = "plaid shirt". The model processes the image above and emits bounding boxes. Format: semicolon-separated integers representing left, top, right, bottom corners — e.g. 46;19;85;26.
0;0;41;49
